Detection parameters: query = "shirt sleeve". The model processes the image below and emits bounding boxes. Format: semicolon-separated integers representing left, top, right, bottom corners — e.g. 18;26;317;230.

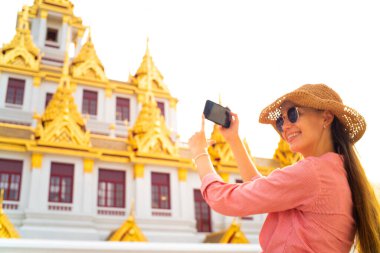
200;157;320;216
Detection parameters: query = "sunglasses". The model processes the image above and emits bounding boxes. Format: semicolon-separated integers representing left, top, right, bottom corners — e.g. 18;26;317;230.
276;107;299;132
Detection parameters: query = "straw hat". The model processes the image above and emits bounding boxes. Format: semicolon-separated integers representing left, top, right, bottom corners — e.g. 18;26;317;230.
259;83;366;144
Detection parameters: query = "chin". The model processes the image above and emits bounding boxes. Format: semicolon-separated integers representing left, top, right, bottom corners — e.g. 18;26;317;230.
289;143;302;154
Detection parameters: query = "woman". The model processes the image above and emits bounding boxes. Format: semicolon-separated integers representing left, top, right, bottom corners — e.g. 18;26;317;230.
189;84;380;252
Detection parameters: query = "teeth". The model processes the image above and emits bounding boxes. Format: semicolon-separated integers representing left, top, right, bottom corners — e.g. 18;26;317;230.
287;132;299;140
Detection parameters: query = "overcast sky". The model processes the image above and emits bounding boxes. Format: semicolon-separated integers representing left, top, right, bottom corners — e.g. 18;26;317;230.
1;0;379;183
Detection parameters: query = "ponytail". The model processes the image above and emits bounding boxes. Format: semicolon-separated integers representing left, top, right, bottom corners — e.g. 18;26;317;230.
332;118;380;253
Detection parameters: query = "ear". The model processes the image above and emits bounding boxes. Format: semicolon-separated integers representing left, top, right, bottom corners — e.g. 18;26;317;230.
322;110;334;127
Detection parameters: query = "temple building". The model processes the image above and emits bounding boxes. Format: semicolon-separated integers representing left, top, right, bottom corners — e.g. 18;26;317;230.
0;0;296;243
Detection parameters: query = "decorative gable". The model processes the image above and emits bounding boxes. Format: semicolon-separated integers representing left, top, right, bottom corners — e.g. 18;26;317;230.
0;6;40;72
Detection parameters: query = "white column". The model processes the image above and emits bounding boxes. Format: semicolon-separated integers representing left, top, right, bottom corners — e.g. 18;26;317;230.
30;80;40;128
169;99;178;141
74;29;84;56
60;17;69;51
134;164;149;218
82;159;94;214
37;11;48;48
104;95;114;124
178;168;191;220
27;153;44;211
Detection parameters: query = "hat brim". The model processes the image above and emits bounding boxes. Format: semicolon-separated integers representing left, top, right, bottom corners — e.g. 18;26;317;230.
259;90;366;144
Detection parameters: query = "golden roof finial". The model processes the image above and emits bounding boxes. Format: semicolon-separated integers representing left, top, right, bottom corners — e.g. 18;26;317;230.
146;37;153;93
107;198;147;242
87;26;92;43
203;217;249;244
62;25;71;77
128;199;135;220
0;189;20;238
19;5;30;30
146;37;150;57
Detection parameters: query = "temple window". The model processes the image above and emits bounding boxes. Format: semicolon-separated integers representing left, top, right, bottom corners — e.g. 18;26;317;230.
45;27;60;48
151;172;171;209
48;162;74;203
157;101;165;118
193;189;212;232
115;97;130;122
0;159;23;201
82;90;98;116
46;28;58;42
45;92;53;108
97;169;125;208
5;78;25;107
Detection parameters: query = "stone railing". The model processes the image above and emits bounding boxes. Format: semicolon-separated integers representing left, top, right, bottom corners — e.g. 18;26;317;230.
0;239;261;253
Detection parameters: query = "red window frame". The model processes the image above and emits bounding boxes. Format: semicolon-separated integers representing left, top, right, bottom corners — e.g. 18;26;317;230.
116;97;130;122
48;162;74;203
98;169;126;208
0;159;23;201
45;92;53;108
194;189;212;232
82;90;98;116
6;78;25;105
151;172;171;209
157;101;165;118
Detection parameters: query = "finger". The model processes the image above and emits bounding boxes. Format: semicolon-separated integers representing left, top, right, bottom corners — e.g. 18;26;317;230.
230;112;237;117
207;139;216;146
201;114;205;132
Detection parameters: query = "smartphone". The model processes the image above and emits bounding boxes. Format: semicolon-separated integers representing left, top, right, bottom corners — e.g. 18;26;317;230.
203;100;231;128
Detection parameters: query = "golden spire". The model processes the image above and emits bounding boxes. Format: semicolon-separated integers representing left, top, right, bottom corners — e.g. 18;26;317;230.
273;138;303;168
107;199;147;242
70;27;107;82
128;90;178;155
203;218;249;244
129;38;169;92
0;5;40;71
129;43;177;156
35;28;90;148
0;189;20;238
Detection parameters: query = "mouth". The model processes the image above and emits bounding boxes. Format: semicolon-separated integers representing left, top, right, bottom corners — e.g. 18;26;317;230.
286;131;301;143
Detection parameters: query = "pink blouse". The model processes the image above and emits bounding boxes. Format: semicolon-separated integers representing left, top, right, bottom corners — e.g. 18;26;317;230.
201;152;355;252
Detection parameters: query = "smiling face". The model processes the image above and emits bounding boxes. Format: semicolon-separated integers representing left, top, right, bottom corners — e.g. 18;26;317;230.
278;102;335;157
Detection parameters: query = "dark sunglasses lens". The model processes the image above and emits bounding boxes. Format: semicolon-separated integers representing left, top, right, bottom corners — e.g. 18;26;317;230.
276;117;284;132
288;107;299;123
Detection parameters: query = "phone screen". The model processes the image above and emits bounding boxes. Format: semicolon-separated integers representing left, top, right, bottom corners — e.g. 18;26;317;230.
203;100;231;128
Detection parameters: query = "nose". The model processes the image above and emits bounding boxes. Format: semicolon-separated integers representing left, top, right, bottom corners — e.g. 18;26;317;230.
282;117;293;132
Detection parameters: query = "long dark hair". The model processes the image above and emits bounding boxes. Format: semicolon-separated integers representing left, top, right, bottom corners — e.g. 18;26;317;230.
332;118;380;253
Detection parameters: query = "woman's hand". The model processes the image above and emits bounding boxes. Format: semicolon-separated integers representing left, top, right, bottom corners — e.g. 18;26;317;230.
188;115;208;158
219;112;240;143
188;115;214;158
188;115;217;179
